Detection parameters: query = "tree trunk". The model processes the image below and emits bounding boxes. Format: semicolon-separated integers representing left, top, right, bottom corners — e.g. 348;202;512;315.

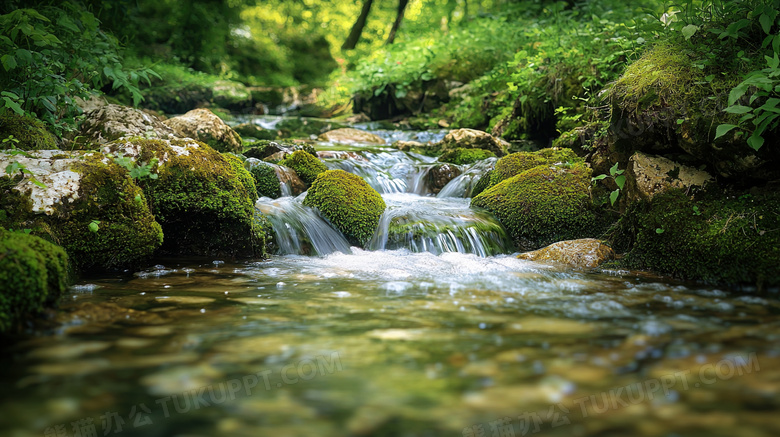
342;0;374;50
385;0;409;45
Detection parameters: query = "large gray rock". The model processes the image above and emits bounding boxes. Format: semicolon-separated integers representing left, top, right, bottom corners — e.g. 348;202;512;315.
77;103;175;146
627;151;714;202
439;129;508;157
163;108;242;153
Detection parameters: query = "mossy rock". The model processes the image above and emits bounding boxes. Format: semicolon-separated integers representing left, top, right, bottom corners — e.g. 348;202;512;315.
234;123;276;141
0;229;69;333
0;150;164;270
485;148;582;191
163;108;243;154
438;148;495;165
471;169;494;198
610;188;780;289
608;41;780;180
248;161;282;199
279;150;327;186
303;169;386;247
107;138;265;257
0;113;57;151
471;163;601;251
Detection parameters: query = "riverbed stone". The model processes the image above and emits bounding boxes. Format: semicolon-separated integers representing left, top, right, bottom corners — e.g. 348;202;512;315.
517;238;615;268
627;151;714;201
318;128;385;144
426;163;462;194
303;169;386;247
76;103;175;147
103;138;265;257
233;123;275;140
279;150;328;186
163;108;242;153
0;150;163;269
439;128;508;157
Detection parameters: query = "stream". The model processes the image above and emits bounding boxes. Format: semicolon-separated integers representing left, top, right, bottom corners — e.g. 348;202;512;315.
1;117;779;437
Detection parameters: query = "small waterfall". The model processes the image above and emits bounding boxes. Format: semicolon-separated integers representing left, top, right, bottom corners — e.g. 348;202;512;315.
245;158;303;198
256;196;352;256
321;151;421;194
437;158;497;198
367;193;513;257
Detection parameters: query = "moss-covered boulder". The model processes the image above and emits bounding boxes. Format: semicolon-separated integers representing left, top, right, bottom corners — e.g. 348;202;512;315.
0;113;57;151
211;79;253;111
103;138;264;257
0;150;163;269
303;170;386;247
76;103;175;147
247;160;283;199
0;229;69;333
608;42;780;180
491;148;581;186
438;148;495;165
279;150;328;186
471;163;601;251
163;108;242;153
611;188;780;289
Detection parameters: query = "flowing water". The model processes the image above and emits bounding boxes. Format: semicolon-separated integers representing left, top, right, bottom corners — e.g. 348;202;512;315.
2;120;779;437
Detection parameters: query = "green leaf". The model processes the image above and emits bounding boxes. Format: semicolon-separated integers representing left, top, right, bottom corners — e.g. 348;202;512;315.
1;54;17;71
655;228;665;234
609;162;619;176
760;12;774;34
591;174;608;181
728;83;748;106
724;105;753;114
766;53;780;70
615;174;626;190
609;189;620;206
747;132;765;151
682;24;698;40
714;123;738;139
88;220;100;233
1;97;23;115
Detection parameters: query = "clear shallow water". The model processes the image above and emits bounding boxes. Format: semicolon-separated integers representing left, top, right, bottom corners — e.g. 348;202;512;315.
2;253;779;437
2;121;779;436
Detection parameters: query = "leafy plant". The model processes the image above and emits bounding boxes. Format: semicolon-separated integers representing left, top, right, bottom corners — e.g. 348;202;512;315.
0;5;158;135
592;162;626;206
109;153;159;182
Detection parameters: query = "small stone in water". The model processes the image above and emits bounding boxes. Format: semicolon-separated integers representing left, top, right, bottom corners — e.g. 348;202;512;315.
276;282;285;288
200;309;206;313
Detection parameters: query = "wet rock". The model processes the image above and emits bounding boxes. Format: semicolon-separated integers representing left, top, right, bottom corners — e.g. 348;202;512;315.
319;128;385;144
56;302;166;326
244;141;288;160
627;151;713;201
426;164;462;194
233;123;275;140
0;150;163;269
439;128;508;157
279;150;328;187
517;238;615;268
163;108;242;153
303;169;386;247
75;103;174;147
317;151;368;161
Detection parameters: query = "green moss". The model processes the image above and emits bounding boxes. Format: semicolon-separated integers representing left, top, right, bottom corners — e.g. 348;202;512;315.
249;162;282;199
489;148;581;188
280;150;327;186
303;169;386;247
0;113;57;151
56;154;164;269
225;153;258;201
471;163;600;250
0;229;68;333
611;189;780;289
134;138;265;257
438;148;495;165
471;169;494;198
